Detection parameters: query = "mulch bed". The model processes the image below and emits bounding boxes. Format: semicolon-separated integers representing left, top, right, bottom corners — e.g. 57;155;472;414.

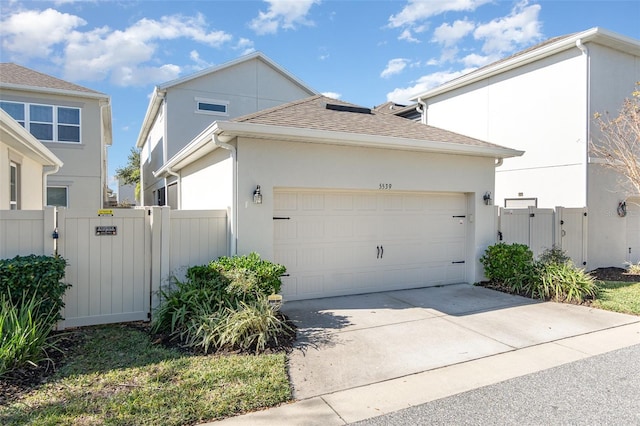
589;266;640;283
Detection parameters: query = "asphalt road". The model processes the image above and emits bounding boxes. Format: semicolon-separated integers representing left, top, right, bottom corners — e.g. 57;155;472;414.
350;344;640;426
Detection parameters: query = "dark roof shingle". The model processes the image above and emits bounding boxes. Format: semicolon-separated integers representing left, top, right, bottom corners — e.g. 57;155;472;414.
233;95;507;150
0;63;105;95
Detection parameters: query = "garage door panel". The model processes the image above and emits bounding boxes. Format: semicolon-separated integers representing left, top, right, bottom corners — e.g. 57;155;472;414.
275;189;468;300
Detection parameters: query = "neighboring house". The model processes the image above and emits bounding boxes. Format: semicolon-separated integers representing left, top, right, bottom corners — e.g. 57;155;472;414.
153;95;522;301
411;27;640;269
373;101;421;121
136;52;317;208
0;63;113;209
0;109;63;209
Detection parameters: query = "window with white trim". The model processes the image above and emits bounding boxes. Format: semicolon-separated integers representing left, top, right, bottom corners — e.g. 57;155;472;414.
47;186;68;207
0;101;81;143
10;161;20;210
195;97;228;116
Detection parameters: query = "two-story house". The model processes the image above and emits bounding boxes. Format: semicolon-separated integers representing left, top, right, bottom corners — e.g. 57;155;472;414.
0;109;63;209
411;27;640;269
136;52;317;207
0;63;112;209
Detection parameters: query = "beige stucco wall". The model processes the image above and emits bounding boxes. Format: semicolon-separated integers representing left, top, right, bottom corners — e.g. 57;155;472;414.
1;88;105;209
0;143;45;209
177;136;499;284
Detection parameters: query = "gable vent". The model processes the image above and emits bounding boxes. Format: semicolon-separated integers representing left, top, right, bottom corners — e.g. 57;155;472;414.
325;103;372;114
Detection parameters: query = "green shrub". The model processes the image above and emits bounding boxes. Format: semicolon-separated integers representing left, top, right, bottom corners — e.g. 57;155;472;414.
480;243;535;292
214;297;292;354
0;292;58;376
0;255;69;322
537;245;571;266
531;261;598;303
212;252;286;298
152;253;289;353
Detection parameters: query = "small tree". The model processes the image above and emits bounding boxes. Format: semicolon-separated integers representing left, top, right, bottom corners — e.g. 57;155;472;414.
115;147;141;202
591;83;640;196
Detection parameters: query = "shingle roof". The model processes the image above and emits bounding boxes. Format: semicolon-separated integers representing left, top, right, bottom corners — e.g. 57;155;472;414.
0;63;105;95
233;95;507;150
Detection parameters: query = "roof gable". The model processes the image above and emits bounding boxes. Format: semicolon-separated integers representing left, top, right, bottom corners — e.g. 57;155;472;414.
0;63;106;96
158;51;316;94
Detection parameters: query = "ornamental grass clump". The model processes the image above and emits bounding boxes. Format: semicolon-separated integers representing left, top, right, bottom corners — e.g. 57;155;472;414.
152;253;290;353
0;293;59;376
480;244;598;303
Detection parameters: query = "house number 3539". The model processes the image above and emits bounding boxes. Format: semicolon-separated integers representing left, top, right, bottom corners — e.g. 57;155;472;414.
379;183;392;190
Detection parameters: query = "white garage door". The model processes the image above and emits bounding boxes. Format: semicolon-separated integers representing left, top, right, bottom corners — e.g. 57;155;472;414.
274;189;468;300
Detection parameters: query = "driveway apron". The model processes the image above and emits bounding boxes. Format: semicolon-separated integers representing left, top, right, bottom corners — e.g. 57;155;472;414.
282;284;639;399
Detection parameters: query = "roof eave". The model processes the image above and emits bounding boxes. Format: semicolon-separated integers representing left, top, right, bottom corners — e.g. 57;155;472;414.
156;121;523;175
217;122;523;158
135;87;164;148
0;110;64;167
0;82;108;100
412;27;640;101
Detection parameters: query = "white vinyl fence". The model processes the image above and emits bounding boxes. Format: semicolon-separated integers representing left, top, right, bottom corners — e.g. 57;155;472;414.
0;207;228;329
498;206;588;266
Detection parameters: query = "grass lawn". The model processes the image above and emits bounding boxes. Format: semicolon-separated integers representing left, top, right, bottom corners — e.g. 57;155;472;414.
592;280;640;315
0;325;291;426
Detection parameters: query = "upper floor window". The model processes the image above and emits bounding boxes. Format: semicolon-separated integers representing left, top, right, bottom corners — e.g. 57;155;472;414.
195;97;228;116
0;101;81;143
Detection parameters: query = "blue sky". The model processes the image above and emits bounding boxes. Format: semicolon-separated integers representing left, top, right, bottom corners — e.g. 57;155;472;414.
1;0;639;195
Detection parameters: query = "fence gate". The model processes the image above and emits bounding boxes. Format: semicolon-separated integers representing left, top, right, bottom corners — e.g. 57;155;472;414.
498;207;554;258
57;208;151;329
498;206;587;266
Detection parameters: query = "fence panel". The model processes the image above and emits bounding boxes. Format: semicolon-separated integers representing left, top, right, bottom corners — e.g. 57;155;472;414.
0;209;53;258
498;208;531;245
626;199;640;265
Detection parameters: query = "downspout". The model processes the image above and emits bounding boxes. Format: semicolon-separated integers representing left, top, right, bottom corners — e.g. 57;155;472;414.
213;133;237;256
576;39;590;207
495;158;503;168
416;98;428;125
165;169;181;209
43;165;60;206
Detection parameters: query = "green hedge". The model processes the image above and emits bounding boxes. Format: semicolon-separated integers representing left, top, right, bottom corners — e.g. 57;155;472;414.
0;255;69;322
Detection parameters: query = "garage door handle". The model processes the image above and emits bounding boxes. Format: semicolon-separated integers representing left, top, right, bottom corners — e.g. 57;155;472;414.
380;245;384;258
376;246;380;258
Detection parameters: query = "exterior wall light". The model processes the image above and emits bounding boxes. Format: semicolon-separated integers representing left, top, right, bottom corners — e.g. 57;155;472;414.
483;191;493;205
253;185;263;204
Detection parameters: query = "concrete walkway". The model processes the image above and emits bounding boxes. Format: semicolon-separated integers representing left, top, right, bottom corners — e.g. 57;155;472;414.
207;284;640;425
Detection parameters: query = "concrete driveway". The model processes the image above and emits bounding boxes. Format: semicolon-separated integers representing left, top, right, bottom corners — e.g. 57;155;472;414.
282;284;639;399
212;284;640;425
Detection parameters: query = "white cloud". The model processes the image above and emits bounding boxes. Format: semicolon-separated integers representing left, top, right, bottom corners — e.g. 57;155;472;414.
432;19;475;47
389;0;491;28
386;68;476;103
0;8;86;59
381;58;409;78
461;52;499;67
473;0;542;54
0;8;234;86
250;0;320;35
398;29;420;43
322;91;341;99
235;38;255;55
